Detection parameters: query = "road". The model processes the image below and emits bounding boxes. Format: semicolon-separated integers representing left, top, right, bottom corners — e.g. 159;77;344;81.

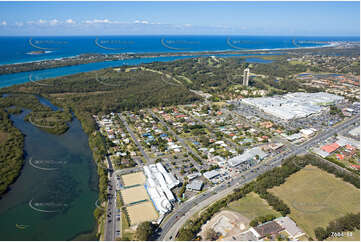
104;155;117;241
158;115;360;240
119;113;151;163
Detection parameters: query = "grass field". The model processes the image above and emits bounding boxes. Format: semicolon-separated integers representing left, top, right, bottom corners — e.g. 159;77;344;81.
269;165;360;239
121;211;135;240
327;230;360;241
121;185;149;204
289;60;307;65
121;172;146;187
126;201;158;225
226;192;281;221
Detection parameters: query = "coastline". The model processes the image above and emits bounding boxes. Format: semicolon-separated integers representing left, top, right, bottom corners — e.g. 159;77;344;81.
0;40;347;68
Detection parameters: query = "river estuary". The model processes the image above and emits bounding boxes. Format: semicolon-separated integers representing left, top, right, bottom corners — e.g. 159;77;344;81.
0;96;98;240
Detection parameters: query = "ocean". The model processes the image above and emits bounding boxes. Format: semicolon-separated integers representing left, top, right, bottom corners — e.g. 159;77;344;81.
0;35;359;65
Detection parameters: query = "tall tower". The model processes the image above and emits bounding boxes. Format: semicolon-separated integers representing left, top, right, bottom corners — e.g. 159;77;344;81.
243;68;250;86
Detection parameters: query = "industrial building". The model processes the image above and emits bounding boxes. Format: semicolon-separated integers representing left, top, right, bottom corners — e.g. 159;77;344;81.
143;163;179;215
242;92;344;120
228;147;267;167
349;126;360;137
186;180;204;192
203;170;220;180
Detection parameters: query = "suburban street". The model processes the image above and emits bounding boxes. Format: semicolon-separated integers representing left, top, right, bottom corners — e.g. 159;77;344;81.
179;107;241;151
119;113;151;163
149;109;203;170
157;115;360;241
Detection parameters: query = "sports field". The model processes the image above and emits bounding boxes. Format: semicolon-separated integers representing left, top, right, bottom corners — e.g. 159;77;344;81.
269;165;360;239
121;185;149;205
126;201;158;225
121;172;146;187
226;192;281;220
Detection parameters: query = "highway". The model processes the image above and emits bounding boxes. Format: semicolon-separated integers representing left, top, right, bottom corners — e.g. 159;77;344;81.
157;115;359;241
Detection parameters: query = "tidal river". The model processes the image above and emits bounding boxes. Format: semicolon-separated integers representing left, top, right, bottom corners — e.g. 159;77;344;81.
0;54;273;88
0;96;98;240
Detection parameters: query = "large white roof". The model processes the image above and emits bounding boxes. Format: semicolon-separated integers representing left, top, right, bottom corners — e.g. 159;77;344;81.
242;92;344;120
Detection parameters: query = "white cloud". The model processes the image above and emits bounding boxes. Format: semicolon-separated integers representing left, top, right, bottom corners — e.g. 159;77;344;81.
15;22;24;27
134;20;149;24
0;21;7;26
84;19;114;24
38;19;47;24
65;19;76;24
49;19;59;26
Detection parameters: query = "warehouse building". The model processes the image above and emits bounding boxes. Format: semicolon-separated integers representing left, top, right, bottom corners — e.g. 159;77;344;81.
228;147;268;167
242;92;344;120
203;170;220;180
186;180;204;192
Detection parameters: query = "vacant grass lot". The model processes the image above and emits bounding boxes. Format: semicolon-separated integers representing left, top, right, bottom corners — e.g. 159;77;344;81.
326;230;360;241
269;165;360;240
226;192;281;221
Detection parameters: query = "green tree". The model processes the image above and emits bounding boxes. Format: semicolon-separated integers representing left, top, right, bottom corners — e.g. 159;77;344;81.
314;227;328;241
135;221;156;241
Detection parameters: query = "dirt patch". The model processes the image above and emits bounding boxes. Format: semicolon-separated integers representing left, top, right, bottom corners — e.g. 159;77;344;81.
121;185;149;205
199;210;250;240
121;172;146;187
126;201;158;225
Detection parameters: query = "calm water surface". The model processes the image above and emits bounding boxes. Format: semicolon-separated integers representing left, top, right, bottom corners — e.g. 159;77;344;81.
0;98;98;240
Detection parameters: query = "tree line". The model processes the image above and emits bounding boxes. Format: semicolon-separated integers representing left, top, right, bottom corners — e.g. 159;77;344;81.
314;212;360;241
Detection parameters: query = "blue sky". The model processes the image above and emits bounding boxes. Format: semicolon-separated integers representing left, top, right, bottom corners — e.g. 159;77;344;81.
0;1;359;36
